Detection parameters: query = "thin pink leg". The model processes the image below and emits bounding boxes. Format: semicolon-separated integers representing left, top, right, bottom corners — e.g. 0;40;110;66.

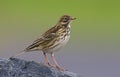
42;52;51;66
51;53;64;71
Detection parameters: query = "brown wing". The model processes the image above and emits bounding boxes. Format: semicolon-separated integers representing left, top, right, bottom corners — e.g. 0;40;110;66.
12;32;57;57
25;25;61;51
25;33;56;51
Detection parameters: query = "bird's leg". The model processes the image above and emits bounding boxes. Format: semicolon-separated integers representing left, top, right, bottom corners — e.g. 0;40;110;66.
42;52;51;66
51;52;64;71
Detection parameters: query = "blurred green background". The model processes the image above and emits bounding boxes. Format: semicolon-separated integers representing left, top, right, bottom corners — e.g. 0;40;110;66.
0;0;120;77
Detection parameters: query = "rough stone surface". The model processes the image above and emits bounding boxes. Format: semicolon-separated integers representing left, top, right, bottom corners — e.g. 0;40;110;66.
0;58;80;77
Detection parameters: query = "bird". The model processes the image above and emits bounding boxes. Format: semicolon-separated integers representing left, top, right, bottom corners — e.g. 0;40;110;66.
13;15;76;71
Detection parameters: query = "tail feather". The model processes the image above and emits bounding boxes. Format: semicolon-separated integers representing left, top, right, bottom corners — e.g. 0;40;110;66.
11;50;26;58
11;49;40;58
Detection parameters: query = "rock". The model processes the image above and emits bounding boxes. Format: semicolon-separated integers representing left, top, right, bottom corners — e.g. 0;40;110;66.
0;58;80;77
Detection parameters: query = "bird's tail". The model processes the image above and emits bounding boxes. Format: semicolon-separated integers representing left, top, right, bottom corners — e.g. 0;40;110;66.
11;50;26;58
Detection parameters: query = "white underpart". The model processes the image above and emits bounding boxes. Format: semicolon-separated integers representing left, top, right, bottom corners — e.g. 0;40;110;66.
48;25;71;53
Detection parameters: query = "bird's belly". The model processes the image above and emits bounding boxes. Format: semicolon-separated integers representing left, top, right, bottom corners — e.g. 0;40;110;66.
48;35;70;53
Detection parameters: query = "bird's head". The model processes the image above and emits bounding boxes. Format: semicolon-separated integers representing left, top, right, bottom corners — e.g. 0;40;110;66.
58;15;76;26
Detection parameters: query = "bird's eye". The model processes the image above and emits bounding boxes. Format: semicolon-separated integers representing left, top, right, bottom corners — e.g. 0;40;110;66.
63;17;68;22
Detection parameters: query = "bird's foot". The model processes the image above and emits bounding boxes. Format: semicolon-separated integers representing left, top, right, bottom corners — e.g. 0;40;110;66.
55;65;65;71
40;62;66;71
40;62;54;67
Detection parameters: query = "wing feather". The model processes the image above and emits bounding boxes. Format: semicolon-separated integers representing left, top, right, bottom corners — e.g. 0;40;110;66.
25;33;56;51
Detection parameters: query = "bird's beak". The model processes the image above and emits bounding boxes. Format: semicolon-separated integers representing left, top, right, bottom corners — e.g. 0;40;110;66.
70;17;76;20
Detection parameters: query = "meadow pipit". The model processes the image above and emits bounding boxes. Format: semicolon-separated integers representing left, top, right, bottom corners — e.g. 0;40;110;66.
14;15;76;71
